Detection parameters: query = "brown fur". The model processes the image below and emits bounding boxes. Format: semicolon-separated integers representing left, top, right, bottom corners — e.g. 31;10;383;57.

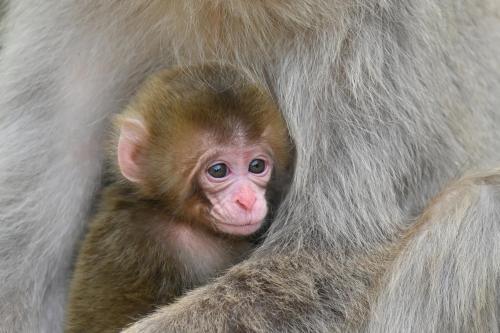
65;64;292;333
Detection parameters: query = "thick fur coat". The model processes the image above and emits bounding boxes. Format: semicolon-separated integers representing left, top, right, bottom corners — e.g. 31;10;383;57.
0;1;500;332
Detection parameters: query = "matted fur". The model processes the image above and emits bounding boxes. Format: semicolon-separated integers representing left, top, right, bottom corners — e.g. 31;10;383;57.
0;1;500;332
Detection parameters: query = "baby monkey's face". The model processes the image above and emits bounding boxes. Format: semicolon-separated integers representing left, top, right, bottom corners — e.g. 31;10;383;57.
197;143;274;236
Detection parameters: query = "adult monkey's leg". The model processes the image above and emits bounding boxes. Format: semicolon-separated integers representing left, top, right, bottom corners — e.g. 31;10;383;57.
369;171;500;332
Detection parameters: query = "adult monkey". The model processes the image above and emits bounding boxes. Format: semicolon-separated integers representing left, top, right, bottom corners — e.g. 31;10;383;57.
1;1;500;332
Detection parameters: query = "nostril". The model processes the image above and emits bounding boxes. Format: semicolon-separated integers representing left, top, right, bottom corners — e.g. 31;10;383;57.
236;196;256;211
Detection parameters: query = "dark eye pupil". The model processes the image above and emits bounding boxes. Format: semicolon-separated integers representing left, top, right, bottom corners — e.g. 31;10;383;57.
249;159;265;174
208;163;227;178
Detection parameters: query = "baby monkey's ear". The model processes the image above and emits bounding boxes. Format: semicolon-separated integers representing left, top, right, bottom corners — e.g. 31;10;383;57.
117;117;148;183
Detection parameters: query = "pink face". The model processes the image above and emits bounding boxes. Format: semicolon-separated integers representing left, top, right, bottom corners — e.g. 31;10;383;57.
197;145;273;236
116;119;274;237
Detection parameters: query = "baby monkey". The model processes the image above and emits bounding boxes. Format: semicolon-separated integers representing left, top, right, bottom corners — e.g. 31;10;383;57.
65;65;292;333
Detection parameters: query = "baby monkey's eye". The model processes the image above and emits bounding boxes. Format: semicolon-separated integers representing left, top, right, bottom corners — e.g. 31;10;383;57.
248;159;266;174
208;163;228;178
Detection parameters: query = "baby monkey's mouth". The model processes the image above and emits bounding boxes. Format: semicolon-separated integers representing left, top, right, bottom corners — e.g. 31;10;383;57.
215;219;263;236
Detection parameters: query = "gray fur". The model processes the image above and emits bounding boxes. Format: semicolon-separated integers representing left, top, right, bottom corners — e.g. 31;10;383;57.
369;171;500;332
0;1;499;332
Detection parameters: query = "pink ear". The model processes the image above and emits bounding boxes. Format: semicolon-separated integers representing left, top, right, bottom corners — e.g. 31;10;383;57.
117;118;147;183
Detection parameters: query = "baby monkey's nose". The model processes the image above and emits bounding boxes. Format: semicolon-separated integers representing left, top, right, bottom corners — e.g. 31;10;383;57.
235;187;256;211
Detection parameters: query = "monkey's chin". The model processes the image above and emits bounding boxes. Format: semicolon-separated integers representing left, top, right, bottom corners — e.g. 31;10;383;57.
215;221;263;236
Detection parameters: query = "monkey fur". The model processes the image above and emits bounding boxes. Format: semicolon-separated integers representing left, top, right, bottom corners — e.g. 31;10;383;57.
0;1;500;332
65;65;292;333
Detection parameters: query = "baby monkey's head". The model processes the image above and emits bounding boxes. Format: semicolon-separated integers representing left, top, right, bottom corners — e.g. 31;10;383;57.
115;65;292;237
